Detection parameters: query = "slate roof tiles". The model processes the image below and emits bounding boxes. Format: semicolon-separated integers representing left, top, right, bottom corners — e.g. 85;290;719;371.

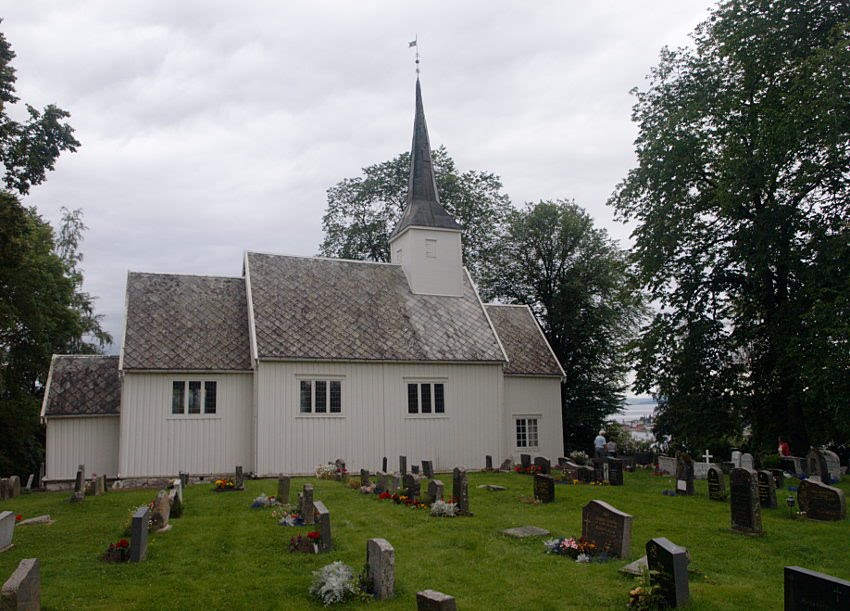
485;304;564;377
42;355;121;417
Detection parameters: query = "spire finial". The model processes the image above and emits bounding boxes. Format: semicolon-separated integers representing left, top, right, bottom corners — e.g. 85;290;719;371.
408;36;419;76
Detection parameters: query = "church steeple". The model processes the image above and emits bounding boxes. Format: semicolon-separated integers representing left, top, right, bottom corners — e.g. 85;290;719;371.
389;78;464;297
389;78;462;239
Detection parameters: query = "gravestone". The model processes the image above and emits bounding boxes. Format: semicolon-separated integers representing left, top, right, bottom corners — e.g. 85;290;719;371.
277;476;291;504
657;456;676;475
797;479;846;521
167;488;183;518
731;450;742;467
0;512;15;552
24;474;33;492
367;538;395;600
694;450;714;480
707;465;727;501
375;472;388;494
7;476;20;498
533;474;555;503
582;500;633;558
399;456;407;474
334;459;347;480
822;450;841;482
313;501;331;553
302;484;315;525
756;470;777;509
730;468;763;535
171;478;183;506
533;456;551;475
502;525;550;538
608;459;624;486
593;459;606;483
485;455;493;471
93;474;106;496
422;461;434;479
234;466;244;490
780;456;804;476
452;468;470;515
360;469;371;488
411;465;420;475
388;475;400;494
402;474;420;500
805;448;829;482
382;456;388;473
151;489;171;531
0;480;7;502
130;506;149;562
784;566;850;611
520;454;531;469
646;537;689;608
427;479;444;504
179;471;189;487
768;468;785;490
562;462;580;482
499;458;512;471
676;453;694;495
739;453;755;471
577;466;594;483
70;469;85;503
416;589;457;611
0;558;39;610
622;455;636;472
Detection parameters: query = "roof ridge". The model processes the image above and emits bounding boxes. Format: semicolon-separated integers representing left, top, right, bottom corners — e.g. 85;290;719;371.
247;251;400;267
127;270;242;281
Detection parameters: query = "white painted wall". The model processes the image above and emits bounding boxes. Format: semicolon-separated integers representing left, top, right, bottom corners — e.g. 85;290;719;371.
119;372;253;478
45;415;119;480
503;376;563;462
390;227;463;296
255;361;503;475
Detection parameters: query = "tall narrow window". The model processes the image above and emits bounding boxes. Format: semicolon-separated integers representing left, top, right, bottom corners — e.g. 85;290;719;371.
188;381;202;414
434;384;445;413
172;381;185;414
407;384;418;414
204;381;217;414
420;383;432;413
300;380;312;413
329;381;341;413
315;380;327;413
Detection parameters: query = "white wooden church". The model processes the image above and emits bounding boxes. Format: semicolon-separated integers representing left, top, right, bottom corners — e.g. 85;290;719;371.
40;79;565;484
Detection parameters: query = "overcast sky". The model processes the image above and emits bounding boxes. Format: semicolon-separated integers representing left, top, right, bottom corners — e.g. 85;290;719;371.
3;1;716;354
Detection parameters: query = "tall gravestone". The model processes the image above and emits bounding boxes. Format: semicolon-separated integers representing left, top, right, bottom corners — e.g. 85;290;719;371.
382;456;388;473
0;480;8;502
130;506;149;562
179;471;189;487
784;566;850;611
582;500;633;558
277;476;291;504
313;501;331;553
151;489;171;531
822;450;841;483
707;465;727;501
24;474;33;492
805;448;828;482
422;461;434;479
797;479;846;521
730;468;763;535
399;456;407;475
70;469;85;503
0;511;15;552
520;454;531;469
452;468;470;515
646;537;689;608
0;558;40;610
593;459;607;483
756;470;777;509
234;466;244;490
533;456;551;475
608;459;624;486
485;455;493;471
302;484;315;525
367;538;395;600
676;453;694;495
7;476;20;498
533;474;555;503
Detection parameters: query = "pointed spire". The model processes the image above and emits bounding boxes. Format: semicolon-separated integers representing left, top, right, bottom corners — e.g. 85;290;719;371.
390;78;461;240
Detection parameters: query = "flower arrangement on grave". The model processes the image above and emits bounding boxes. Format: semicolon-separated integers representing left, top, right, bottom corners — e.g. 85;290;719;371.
213;478;236;490
513;464;543;475
345;478;360;490
359;483;376;495
569;450;589;465
543;536;610;563
430;500;458;517
308;561;372;605
289;532;321;554
250;494;279;509
315;463;338;480
376;492;428;509
377;491;393;501
103;538;131;563
626;569;665;609
15;514;22;522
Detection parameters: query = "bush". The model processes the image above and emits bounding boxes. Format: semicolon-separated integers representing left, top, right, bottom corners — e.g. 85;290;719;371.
430;500;458;517
309;561;359;606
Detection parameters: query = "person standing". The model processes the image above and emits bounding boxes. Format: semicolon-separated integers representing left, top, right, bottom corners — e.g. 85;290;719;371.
778;436;791;457
594;430;607;459
606;439;618;458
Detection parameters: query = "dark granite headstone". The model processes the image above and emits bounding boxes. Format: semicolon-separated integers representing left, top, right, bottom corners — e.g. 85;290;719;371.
608;459;624;486
382;456;388;473
784;566;850;611
399;456;407;475
452;468;470;515
375;471;388;494
499;459;512;471
797;479;846;521
582;500;632;557
562;462;580;482
360;469;371;487
416;589;457;611
0;557;39;610
179;471;189;487
646;537;689;608
485;455;493;471
769;468;784;489
533;474;555;503
756;470;778;508
558;457;569;468
578;465;595;483
533;456;551;475
593;459;606;483
422;461;434;479
234;466;244;490
411;465;420;475
403;473;420;500
805;448;829;481
730;468;763;535
130;506;149;562
313;501;331;553
707;465;727;501
520;454;531;469
675;453;694;495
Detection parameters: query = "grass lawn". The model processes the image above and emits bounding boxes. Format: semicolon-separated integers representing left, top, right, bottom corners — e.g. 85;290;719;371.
1;469;849;610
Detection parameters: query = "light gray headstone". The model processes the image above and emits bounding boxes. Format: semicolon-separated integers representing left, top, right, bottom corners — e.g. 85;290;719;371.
0;512;15;551
416;589;457;611
277;476;290;504
172;479;184;505
235;466;244;489
731;451;742;467
0;557;39;610
302;485;315;525
657;456;676;475
151;489;171;531
501;525;550;538
313;501;331;553
823;450;841;482
740;453;755;471
427;479;444;504
693;462;710;480
7;476;20;498
93;475;106;496
367;538;395;600
130;506;149;562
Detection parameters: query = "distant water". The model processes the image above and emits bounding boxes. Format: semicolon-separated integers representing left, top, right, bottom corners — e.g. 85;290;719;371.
617;396;657;422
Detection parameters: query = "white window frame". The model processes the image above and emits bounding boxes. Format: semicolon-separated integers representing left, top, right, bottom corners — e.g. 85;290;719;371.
297;376;344;417
514;415;540;449
169;379;219;419
405;378;447;418
425;239;437;258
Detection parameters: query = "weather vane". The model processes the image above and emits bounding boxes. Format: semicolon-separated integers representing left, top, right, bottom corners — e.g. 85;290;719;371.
409;35;419;75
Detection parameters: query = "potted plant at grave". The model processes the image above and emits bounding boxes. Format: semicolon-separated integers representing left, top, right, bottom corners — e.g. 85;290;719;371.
103;538;131;563
289;532;321;554
213;478;236;491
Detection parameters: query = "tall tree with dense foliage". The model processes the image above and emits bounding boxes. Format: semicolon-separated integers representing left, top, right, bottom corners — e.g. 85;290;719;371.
319;146;512;282
482;200;645;453
610;0;850;454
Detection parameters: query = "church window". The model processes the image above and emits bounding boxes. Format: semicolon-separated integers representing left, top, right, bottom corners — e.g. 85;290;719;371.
407;381;445;415
299;378;343;414
171;380;217;416
515;417;539;448
425;239;437;258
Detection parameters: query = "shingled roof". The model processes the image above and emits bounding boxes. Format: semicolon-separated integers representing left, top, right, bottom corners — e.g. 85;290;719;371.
41;355;121;417
485;305;564;377
246;252;505;363
122;272;252;371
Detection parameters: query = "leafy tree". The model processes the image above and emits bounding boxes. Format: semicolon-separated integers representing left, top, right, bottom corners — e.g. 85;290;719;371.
610;0;850;455
0;24;79;195
482;200;645;454
319;146;512;281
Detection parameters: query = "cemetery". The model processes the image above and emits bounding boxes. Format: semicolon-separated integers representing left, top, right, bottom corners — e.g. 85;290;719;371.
1;463;849;609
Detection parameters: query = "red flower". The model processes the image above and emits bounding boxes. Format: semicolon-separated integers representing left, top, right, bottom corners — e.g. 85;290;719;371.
307;531;321;540
117;539;129;549
15;514;22;522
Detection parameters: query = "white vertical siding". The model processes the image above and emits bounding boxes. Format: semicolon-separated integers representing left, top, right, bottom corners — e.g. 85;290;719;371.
256;362;503;475
119;372;253;477
45;416;119;480
503;376;563;462
389;228;464;296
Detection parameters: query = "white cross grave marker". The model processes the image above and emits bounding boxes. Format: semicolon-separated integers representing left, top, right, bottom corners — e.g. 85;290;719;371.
702;450;713;463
